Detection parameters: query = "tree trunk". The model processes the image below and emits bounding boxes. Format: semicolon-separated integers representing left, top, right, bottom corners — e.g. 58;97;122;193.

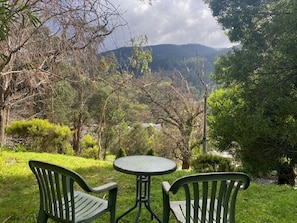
72;129;80;155
180;131;192;169
181;147;191;169
0;110;5;146
0;107;9;146
181;158;190;169
96;130;102;160
73;114;83;155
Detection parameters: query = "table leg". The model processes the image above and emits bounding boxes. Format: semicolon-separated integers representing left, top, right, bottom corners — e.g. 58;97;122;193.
116;175;161;223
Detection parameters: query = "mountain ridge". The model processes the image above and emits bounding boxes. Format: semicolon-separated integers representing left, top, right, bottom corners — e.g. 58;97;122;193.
101;43;233;87
103;43;230;59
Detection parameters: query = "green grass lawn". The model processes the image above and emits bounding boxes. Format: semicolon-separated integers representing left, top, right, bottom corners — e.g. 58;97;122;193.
0;150;296;223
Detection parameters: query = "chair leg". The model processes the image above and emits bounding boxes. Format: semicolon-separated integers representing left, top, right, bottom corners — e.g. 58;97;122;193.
162;191;170;223
162;209;170;223
36;210;48;223
109;188;117;223
110;208;116;223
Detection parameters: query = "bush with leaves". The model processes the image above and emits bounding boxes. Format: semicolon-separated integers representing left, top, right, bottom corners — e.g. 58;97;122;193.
191;153;235;173
116;148;127;159
80;134;99;159
146;148;155;156
5;118;72;153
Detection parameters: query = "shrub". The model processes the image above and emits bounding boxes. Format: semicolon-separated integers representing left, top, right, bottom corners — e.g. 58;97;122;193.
277;159;296;186
14;144;27;152
64;145;75;156
146;148;155;156
81;134;96;150
81;147;99;159
80;134;98;159
5;118;72;153
191;153;235;173
116;148;127;159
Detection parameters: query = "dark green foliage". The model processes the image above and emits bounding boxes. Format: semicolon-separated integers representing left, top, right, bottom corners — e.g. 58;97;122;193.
49;80;77;124
146;148;155;156
191;154;235;173
121;123;153;155
277;160;296;186
205;0;297;183
5;118;72;153
116;147;127;159
204;0;266;43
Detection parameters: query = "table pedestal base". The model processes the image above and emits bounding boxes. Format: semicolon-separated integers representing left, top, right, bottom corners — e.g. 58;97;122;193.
116;175;161;223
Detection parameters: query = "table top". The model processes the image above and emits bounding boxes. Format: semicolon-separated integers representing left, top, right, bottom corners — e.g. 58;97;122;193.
113;155;177;176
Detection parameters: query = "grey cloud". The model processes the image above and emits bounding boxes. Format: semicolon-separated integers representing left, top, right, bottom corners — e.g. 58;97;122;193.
101;0;235;51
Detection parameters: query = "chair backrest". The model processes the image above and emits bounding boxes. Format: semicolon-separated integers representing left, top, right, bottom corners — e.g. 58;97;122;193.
29;160;91;222
169;172;250;223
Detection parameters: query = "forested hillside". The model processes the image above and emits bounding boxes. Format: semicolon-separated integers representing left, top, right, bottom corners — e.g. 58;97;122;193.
102;44;231;87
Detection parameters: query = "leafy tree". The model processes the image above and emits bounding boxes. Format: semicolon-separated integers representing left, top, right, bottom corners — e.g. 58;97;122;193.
46;80;77;124
121;123;153;155
88;87;126;159
130;35;152;76
137;71;204;169
208;87;276;175
86;37;154;159
205;0;297;182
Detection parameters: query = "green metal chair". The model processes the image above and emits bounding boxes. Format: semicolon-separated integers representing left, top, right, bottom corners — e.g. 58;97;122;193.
29;160;118;223
162;172;250;223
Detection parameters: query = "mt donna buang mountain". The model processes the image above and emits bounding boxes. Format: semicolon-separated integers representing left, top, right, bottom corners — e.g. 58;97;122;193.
102;43;233;87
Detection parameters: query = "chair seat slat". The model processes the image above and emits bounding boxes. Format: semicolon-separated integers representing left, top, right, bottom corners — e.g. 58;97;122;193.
170;199;226;223
74;191;108;219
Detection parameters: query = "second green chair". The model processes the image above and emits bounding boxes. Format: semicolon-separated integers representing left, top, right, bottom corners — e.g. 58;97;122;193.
162;172;250;223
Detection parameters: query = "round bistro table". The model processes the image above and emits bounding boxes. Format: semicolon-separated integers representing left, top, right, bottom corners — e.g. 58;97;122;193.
113;155;177;223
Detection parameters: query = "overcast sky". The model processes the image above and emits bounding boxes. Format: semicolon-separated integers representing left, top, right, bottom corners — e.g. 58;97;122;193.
101;0;236;51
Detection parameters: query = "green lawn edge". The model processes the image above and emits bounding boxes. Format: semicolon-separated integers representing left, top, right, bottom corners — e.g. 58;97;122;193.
0;151;296;223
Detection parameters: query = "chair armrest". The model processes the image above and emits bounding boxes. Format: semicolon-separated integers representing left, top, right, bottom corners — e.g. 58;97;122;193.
91;182;118;193
162;181;171;195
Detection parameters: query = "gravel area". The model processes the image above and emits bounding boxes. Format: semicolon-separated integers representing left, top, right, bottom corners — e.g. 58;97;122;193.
254;178;277;185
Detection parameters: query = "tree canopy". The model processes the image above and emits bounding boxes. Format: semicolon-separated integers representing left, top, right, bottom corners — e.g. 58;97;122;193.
205;0;297;176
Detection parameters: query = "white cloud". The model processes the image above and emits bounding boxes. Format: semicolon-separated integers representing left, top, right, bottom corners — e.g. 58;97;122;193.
101;0;236;51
